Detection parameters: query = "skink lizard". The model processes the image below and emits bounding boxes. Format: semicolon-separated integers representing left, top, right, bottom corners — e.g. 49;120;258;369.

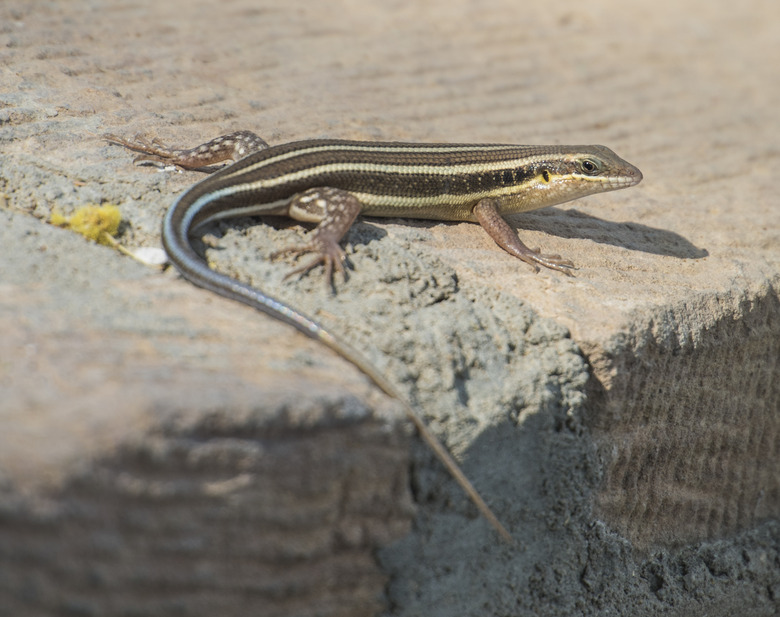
106;130;643;543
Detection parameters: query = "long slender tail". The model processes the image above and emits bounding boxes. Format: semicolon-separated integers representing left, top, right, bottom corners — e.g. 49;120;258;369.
162;198;514;544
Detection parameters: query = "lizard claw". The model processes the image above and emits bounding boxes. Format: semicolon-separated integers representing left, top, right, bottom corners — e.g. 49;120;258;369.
271;240;350;288
517;247;575;275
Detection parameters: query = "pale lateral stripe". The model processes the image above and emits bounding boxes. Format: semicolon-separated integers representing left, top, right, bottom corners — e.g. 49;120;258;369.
225;157;553;192
183;177;546;230
349;184;531;208
178;144;633;230
218;142;536;183
193;199;291;228
179;186;288;230
182;168;629;229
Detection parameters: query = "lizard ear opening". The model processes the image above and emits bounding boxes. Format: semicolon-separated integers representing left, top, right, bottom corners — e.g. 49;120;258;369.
541;169;550;183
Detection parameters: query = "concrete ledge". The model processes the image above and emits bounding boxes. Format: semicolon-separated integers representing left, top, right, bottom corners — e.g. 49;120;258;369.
0;211;412;616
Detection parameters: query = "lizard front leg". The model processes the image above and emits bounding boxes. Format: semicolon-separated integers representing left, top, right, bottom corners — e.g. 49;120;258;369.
473;198;575;274
272;187;363;286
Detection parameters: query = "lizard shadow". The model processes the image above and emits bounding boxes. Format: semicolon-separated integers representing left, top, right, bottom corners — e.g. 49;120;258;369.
505;207;708;260
350;207;706;261
204;207;706;264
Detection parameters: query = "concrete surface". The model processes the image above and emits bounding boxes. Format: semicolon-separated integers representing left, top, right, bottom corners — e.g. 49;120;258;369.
0;0;778;615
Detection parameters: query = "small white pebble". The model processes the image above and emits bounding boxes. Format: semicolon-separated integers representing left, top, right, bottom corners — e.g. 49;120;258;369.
128;246;168;266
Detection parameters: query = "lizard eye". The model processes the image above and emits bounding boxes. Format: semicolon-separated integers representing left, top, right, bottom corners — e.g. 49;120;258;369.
579;158;600;174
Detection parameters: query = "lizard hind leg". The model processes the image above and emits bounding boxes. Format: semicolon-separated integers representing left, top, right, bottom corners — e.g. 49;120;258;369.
271;187;363;287
104;130;270;170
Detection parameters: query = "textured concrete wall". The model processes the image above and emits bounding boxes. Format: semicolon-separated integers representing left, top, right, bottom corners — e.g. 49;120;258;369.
592;288;780;548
